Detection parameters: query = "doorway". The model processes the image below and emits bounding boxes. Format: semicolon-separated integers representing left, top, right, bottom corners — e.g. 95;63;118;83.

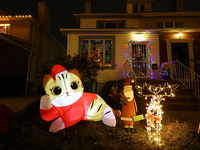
131;42;148;77
171;43;189;67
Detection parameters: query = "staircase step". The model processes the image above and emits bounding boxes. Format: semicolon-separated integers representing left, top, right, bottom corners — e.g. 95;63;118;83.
162;102;199;110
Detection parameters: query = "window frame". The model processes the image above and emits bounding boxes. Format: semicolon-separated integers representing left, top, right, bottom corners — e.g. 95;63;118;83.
79;36;115;69
0;24;10;34
155;21;184;28
97;21;125;29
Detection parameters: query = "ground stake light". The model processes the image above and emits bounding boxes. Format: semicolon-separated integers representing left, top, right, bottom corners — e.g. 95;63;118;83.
135;82;178;145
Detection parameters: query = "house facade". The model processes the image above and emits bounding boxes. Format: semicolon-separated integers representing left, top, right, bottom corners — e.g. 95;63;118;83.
0;2;66;96
61;0;200;88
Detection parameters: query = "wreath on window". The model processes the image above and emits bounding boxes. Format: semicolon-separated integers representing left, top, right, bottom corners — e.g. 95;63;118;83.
135;53;143;61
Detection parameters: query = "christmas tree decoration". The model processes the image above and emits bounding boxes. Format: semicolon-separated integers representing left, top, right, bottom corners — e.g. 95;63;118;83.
135;82;178;145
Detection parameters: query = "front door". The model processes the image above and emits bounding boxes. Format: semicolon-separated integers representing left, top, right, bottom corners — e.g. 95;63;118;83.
171;43;189;67
131;42;148;77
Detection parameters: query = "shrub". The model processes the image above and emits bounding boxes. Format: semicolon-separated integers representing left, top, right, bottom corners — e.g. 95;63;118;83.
38;54;104;92
0;104;18;148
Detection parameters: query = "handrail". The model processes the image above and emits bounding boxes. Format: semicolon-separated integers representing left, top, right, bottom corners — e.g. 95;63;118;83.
171;60;200;101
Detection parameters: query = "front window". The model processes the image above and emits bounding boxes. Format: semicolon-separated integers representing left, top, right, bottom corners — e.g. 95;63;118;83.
80;36;115;68
0;24;10;34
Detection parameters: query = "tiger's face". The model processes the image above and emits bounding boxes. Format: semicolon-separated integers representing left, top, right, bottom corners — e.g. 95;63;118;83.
43;70;84;107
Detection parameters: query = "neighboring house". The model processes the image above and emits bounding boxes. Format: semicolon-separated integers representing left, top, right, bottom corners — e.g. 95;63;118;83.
60;0;200;90
0;2;66;96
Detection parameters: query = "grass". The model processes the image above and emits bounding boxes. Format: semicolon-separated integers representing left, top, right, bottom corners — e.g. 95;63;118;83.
1;99;200;150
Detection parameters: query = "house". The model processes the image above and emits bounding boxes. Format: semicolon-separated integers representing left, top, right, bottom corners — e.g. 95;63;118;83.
60;0;200;92
0;2;66;96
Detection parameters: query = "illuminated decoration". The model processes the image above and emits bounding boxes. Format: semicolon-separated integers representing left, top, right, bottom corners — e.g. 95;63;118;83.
81;38;113;67
161;62;170;80
40;65;121;133
0;24;10;33
120;78;138;132
0;15;32;18
127;40;152;78
135;82;178;145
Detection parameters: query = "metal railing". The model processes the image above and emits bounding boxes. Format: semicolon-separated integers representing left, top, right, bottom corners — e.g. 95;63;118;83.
123;59;200;101
171;60;200;100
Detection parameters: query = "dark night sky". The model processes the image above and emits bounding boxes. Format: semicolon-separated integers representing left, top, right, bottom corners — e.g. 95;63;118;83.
1;0;200;47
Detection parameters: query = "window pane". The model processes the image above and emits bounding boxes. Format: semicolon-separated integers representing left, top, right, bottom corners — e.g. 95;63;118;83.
97;23;104;28
175;22;183;28
118;23;124;28
105;23;116;28
141;5;145;11
133;5;138;13
81;40;89;58
156;22;163;28
90;40;103;65
80;37;114;68
105;40;112;66
165;22;173;28
0;26;6;33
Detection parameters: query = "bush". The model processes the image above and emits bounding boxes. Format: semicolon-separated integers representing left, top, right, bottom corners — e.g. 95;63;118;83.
0;104;18;148
38;54;104;86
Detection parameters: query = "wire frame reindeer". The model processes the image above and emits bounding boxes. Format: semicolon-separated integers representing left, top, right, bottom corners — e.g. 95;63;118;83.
135;82;178;145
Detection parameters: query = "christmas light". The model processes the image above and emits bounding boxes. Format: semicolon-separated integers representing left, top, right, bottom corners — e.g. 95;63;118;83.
136;82;178;145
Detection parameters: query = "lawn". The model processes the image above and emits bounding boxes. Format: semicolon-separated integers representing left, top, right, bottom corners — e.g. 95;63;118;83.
1;100;200;150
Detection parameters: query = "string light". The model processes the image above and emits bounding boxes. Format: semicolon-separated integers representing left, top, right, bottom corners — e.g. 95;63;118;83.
136;82;178;145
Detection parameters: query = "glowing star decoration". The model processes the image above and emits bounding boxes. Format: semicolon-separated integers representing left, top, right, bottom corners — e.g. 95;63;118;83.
40;65;121;133
135;82;178;145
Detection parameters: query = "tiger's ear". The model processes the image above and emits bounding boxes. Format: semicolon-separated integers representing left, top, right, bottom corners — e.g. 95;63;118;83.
68;69;81;79
43;74;52;88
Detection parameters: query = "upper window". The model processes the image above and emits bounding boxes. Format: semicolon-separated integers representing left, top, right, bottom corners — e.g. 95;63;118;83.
97;21;125;29
0;24;10;34
133;4;145;13
156;22;184;28
140;5;145;11
133;5;138;13
80;36;115;68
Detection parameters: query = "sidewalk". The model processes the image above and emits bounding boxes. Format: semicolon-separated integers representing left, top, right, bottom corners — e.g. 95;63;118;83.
0;94;199;130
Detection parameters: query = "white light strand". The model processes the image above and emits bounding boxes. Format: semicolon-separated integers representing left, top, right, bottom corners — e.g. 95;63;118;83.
136;82;178;145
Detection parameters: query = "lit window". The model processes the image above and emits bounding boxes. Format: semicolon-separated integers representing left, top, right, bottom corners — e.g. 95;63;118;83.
80;36;115;68
0;24;10;34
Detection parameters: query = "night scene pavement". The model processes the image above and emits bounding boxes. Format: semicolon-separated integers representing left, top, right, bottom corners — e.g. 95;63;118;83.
0;94;199;131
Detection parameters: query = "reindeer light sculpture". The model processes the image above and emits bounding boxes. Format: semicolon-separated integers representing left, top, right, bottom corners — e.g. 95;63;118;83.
135;82;178;145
